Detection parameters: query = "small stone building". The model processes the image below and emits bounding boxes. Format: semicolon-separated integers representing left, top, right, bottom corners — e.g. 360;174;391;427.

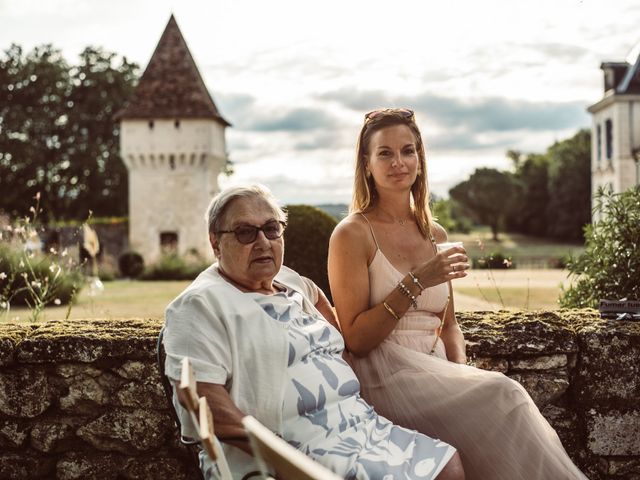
116;15;230;263
588;41;640;219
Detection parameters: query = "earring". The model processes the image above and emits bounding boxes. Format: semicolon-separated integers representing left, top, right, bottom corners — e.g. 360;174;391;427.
365;169;372;179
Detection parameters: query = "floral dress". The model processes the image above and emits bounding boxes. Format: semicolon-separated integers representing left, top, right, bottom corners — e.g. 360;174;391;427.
250;287;456;480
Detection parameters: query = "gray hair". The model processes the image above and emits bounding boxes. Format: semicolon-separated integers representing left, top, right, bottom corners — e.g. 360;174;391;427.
205;184;287;233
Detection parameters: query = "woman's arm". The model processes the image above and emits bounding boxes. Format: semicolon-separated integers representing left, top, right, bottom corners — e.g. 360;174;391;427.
439;287;467;364
313;285;341;331
432;224;466;363
328;217;468;357
195;382;252;454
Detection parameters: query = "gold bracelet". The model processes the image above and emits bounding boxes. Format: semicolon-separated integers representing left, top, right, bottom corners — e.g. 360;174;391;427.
408;272;425;291
396;281;418;309
383;301;401;321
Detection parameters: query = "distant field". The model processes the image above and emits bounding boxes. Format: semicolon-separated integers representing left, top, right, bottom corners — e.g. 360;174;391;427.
448;228;584;269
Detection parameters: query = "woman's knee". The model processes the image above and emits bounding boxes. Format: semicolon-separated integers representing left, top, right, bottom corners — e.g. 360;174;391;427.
436;451;465;480
489;372;530;404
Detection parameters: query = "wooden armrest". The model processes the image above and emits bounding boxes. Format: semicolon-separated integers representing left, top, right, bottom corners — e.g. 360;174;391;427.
179;357;199;413
199;396;218;460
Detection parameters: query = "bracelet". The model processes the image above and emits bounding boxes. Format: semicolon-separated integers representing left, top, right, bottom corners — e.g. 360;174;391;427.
383;301;401;321
396;281;418;309
408;272;425;291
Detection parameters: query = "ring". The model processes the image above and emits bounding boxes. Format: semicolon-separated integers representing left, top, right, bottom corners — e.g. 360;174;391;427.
452;265;456;272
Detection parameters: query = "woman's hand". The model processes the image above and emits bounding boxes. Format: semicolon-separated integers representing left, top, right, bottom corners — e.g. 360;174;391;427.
414;246;469;289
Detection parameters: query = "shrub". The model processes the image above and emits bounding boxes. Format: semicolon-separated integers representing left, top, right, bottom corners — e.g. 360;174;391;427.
119;251;145;278
560;187;640;308
0;243;82;309
141;253;208;281
283;205;337;301
472;251;515;269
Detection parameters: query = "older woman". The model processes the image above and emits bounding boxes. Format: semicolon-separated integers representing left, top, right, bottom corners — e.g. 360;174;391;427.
328;108;587;479
163;184;465;480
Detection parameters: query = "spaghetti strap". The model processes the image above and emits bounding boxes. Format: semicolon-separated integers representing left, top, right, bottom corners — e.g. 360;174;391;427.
359;213;380;250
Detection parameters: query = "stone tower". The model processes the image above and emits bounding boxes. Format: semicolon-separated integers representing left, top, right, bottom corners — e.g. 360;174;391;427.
117;15;230;263
588;41;640;219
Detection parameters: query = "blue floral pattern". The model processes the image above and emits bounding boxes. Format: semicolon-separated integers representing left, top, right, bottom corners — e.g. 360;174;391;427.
253;288;455;480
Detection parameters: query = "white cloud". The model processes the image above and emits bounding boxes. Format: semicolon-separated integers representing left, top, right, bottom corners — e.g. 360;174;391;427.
1;0;638;203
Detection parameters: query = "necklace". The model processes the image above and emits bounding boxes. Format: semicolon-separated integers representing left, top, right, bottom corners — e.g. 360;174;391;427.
378;206;413;226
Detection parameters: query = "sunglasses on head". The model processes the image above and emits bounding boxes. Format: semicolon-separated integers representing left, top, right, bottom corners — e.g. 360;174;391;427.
216;220;287;245
364;108;415;123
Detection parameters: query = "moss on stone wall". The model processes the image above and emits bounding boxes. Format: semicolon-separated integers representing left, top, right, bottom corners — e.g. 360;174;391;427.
0;311;638;480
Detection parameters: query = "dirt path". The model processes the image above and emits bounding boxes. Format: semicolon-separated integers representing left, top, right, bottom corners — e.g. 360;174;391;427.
456;268;571;288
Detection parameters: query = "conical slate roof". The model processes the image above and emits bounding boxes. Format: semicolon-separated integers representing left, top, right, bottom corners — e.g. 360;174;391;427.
116;15;230;125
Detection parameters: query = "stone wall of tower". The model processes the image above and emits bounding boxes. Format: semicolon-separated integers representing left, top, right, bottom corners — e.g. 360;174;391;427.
120;119;226;263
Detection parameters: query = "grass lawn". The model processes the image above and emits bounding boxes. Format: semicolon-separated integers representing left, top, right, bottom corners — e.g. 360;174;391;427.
2;230;584;321
453;268;574;310
2;268;575;322
4;280;190;323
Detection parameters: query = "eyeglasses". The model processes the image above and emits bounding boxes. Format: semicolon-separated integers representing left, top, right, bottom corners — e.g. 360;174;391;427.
216;220;287;244
364;108;415;123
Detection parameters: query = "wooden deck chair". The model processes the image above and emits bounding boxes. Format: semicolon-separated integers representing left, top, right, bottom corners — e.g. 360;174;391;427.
242;415;342;480
179;357;233;480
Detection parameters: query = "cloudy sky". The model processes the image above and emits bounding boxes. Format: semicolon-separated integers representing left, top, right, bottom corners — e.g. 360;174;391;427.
2;0;639;204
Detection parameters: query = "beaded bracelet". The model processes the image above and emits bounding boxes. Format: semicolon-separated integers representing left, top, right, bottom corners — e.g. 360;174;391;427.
396;281;418;309
408;272;425;291
383;301;400;321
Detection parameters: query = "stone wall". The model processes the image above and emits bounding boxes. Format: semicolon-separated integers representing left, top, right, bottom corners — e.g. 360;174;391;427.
0;310;638;479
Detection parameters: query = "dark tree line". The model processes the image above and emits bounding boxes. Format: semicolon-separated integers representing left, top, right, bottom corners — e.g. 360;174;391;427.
449;129;591;241
0;44;139;221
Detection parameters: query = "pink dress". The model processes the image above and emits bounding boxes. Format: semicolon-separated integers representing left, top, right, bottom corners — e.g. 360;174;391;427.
346;216;587;480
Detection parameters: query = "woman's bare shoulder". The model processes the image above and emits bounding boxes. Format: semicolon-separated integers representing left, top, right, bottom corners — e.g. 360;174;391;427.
331;213;374;252
430;220;449;243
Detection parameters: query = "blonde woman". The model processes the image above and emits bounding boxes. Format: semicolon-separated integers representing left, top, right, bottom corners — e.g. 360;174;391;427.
328;108;587;480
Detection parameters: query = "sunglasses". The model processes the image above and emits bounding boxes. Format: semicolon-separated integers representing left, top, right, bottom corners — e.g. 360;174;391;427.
216;220;287;245
364;108;415;123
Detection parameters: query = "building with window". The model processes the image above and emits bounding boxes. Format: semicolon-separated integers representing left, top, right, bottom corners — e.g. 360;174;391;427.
588;42;640;219
116;15;230;263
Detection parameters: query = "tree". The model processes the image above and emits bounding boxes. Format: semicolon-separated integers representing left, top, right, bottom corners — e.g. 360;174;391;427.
560;187;640;308
0;44;139;220
449;168;516;241
545;129;591;241
506;153;550;236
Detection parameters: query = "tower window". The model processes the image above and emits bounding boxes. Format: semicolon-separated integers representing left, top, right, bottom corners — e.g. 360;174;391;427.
169;154;176;170
174;119;181;129
596;124;602;164
148;120;154;130
605;119;613;162
160;232;178;253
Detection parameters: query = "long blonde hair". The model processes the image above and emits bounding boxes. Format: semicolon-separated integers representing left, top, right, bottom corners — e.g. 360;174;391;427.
350;110;433;238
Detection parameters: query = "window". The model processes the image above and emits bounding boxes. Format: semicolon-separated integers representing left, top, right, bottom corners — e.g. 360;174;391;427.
148;120;154;130
169;154;176;170
605;119;613;161
596;124;602;164
160;232;178;253
174;119;181;129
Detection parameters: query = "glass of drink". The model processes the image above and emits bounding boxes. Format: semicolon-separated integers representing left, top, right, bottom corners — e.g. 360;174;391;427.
436;241;463;253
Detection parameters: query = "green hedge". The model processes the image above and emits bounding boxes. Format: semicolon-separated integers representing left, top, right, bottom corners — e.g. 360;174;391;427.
472;251;515;269
141;253;208;281
283;205;337;301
